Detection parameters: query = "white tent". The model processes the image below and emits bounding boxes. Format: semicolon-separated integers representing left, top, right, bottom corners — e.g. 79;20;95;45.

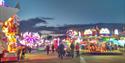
49;34;65;37
40;30;54;34
0;6;19;21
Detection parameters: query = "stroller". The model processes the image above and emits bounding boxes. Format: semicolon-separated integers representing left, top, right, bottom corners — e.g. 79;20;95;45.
65;47;71;57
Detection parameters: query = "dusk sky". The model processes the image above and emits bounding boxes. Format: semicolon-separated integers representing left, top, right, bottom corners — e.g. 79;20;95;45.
5;0;125;26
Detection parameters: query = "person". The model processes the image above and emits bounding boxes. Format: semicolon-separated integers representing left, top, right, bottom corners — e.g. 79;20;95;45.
124;44;125;51
51;44;55;53
75;43;80;57
124;44;125;48
0;49;8;62
28;47;32;53
58;42;65;59
108;43;112;52
70;42;75;58
46;44;50;55
17;46;22;61
21;46;26;60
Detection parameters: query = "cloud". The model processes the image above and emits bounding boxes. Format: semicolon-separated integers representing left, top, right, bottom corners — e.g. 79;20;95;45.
41;17;54;20
19;17;47;32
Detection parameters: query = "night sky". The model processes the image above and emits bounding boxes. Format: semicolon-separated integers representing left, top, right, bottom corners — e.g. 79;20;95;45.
5;0;125;26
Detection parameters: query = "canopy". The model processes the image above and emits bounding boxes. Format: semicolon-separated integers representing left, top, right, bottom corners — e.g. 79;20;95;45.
0;6;19;21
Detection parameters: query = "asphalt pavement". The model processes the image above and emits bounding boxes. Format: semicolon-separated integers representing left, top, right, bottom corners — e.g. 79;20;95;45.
7;50;125;63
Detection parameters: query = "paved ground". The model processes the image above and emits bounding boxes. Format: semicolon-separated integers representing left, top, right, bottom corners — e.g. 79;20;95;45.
80;49;125;63
8;50;125;63
13;52;80;63
12;53;125;63
82;55;125;63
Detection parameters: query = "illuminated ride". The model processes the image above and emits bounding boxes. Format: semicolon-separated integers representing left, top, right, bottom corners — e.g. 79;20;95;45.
0;0;19;53
0;0;20;62
66;30;82;46
20;32;41;48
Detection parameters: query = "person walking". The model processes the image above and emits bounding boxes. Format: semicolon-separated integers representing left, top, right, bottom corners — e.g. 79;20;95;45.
58;42;65;59
51;44;55;53
28;47;32;53
70;42;75;58
75;43;80;57
17;46;22;61
21;46;26;60
46;44;50;55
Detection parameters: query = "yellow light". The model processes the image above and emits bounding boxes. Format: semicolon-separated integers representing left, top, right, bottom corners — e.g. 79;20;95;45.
2;16;18;53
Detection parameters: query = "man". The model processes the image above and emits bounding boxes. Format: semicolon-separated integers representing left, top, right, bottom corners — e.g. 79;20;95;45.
51;44;55;53
17;46;22;61
21;46;26;60
70;42;75;58
58;42;65;59
46;44;50;55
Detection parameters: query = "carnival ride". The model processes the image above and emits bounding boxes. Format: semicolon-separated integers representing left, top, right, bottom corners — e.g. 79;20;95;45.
65;27;125;53
0;0;20;62
20;32;41;48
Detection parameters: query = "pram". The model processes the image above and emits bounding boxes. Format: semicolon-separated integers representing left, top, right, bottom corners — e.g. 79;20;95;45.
66;51;71;57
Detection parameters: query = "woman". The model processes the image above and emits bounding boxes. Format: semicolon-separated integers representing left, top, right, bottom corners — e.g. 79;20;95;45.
75;43;80;57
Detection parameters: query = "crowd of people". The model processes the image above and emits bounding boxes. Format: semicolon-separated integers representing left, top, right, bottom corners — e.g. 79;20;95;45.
45;41;80;59
16;41;125;61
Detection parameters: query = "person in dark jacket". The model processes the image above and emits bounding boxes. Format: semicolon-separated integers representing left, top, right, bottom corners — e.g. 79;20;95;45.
46;44;50;55
70;42;75;58
28;47;32;53
51;44;55;53
58;42;65;59
17;46;22;61
21;46;26;60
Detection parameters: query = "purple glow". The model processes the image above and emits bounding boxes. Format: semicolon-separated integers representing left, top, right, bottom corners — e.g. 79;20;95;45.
20;32;41;48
